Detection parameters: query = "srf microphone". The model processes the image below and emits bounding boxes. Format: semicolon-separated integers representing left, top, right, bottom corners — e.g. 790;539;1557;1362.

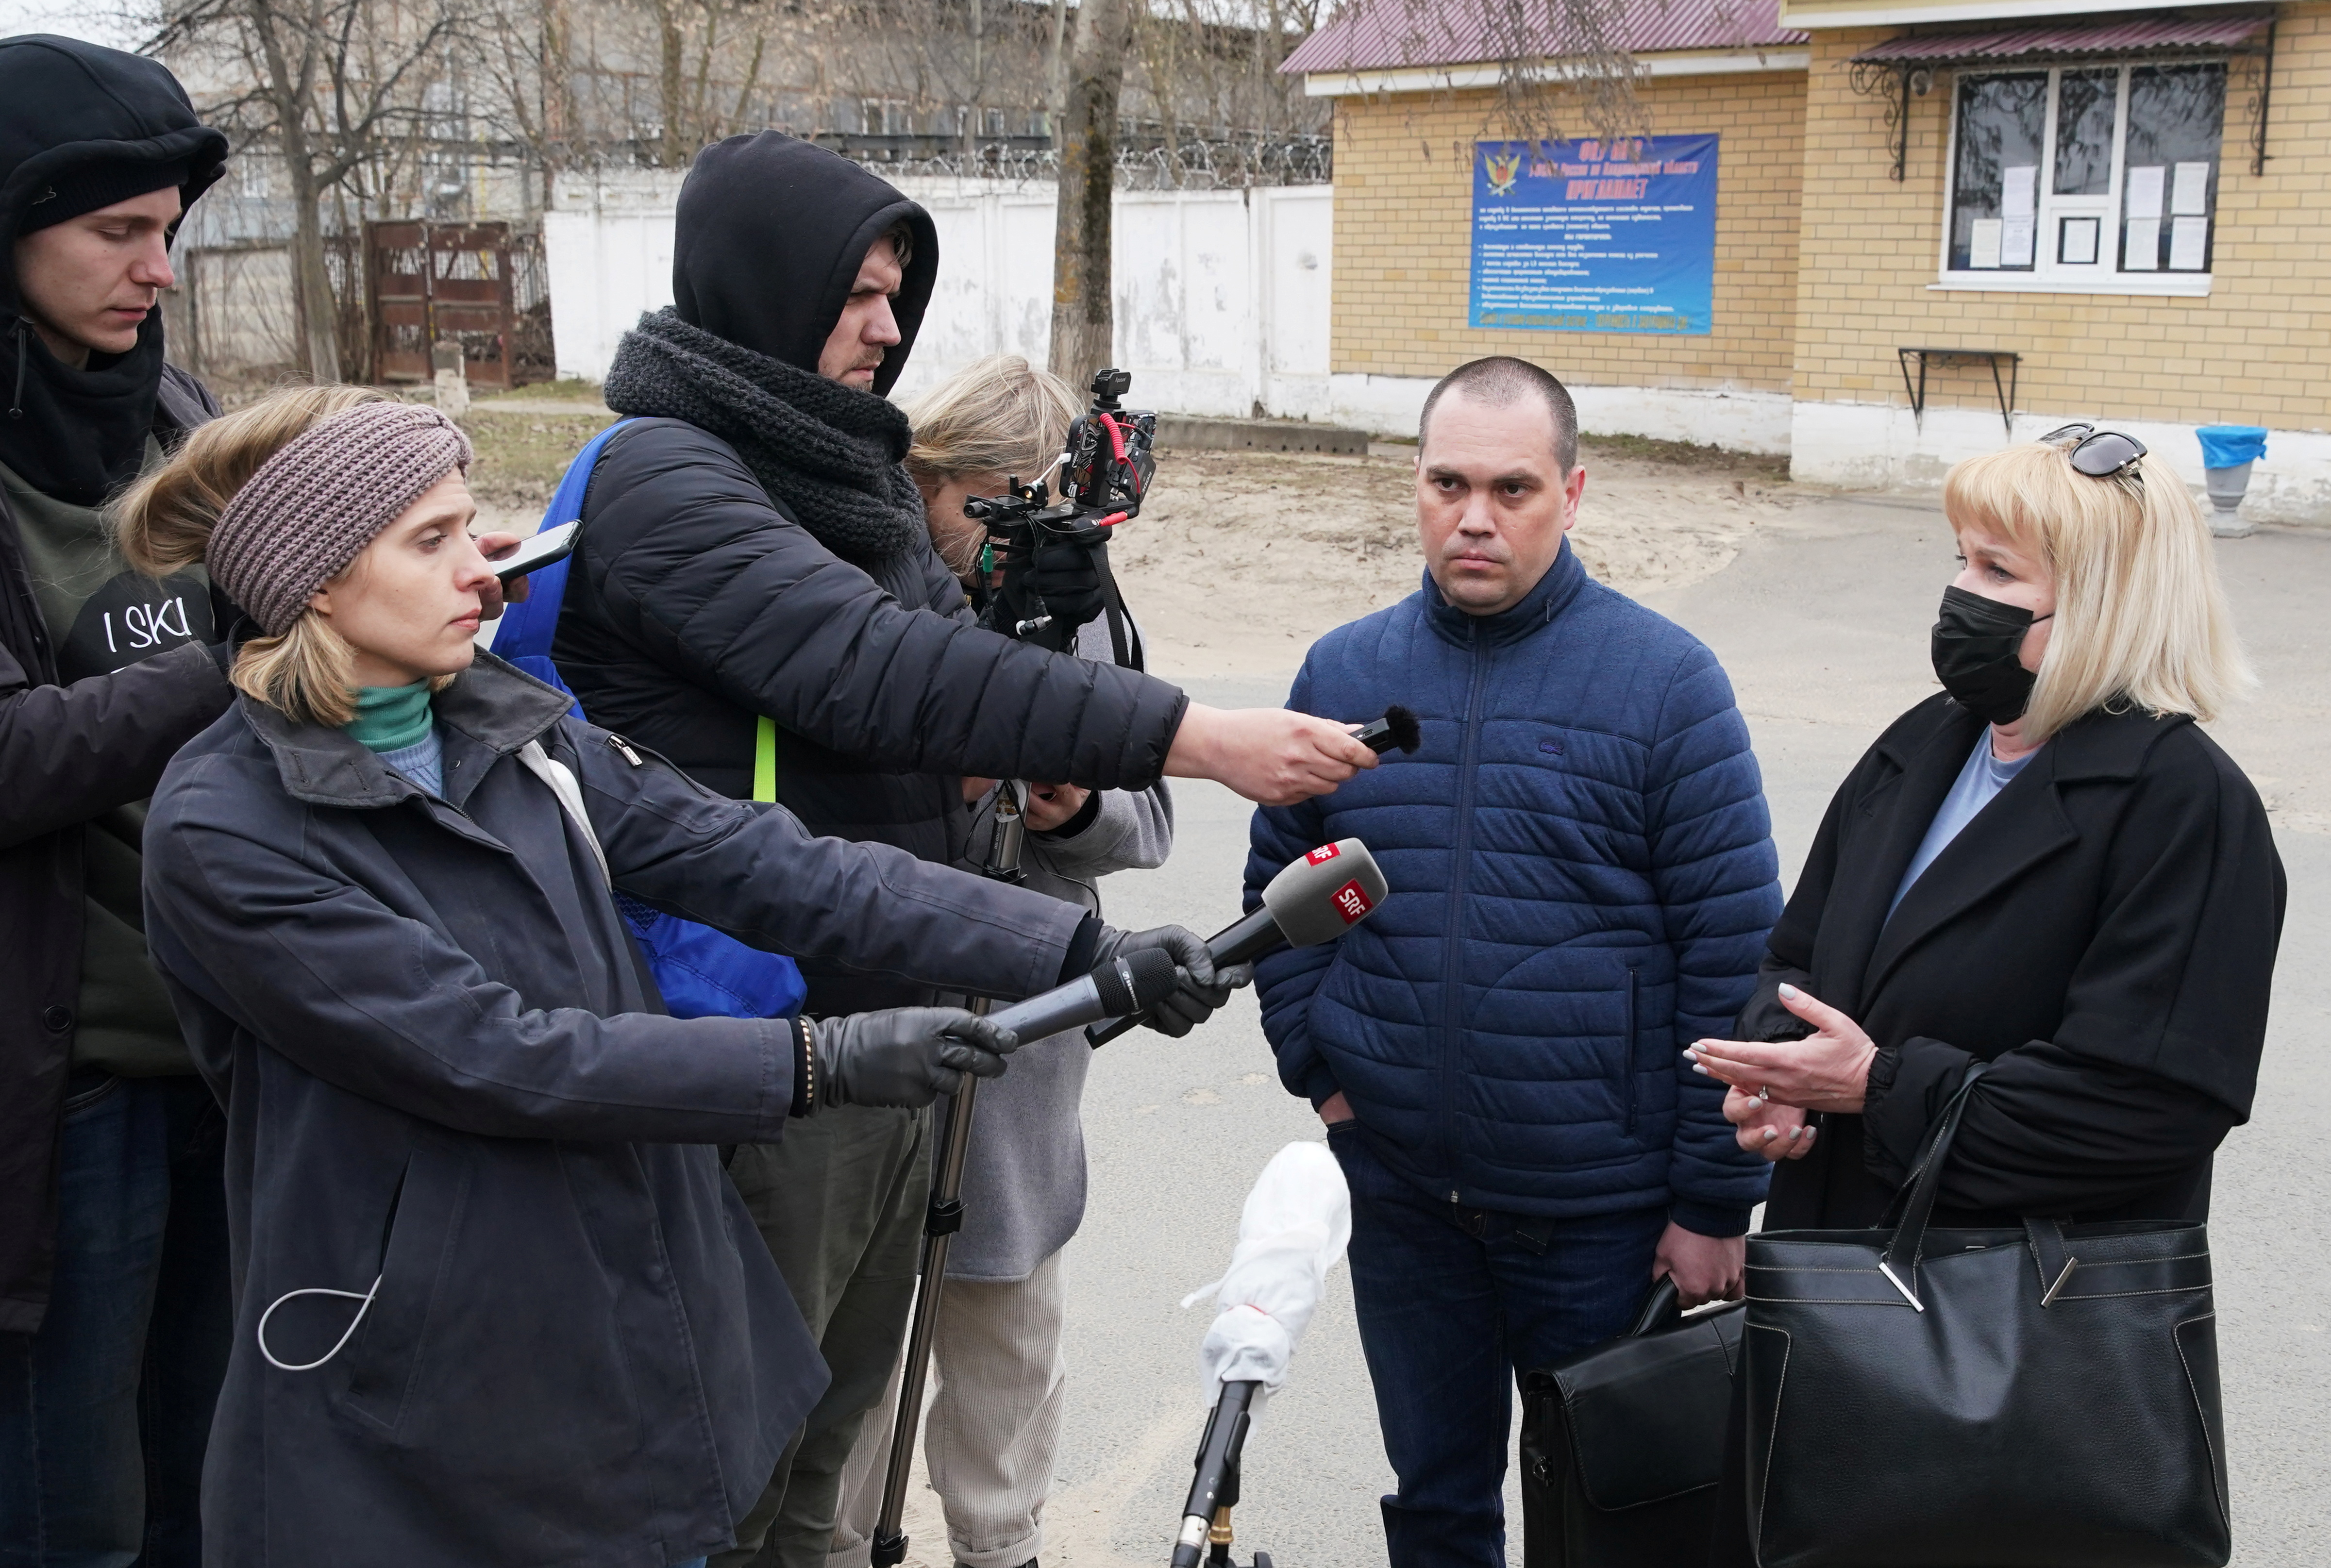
1086;838;1388;1046
982;946;1183;1045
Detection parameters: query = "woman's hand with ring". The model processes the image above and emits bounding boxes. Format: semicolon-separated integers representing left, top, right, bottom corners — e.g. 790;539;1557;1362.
1723;1084;1818;1162
1686;984;1878;1114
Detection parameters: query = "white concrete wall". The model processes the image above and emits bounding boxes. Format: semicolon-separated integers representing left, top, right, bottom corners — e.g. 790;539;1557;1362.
1789;401;2331;528
1325;372;1795;454
543;170;1336;419
543;169;681;383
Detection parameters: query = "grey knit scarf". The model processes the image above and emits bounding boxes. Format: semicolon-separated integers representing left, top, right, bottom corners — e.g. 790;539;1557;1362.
604;309;924;562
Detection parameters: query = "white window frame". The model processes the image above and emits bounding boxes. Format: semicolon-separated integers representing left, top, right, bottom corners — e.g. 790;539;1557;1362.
1933;60;2223;299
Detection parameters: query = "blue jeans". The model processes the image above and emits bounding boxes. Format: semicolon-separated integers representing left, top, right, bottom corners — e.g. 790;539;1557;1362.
0;1075;231;1568
1328;1122;1665;1568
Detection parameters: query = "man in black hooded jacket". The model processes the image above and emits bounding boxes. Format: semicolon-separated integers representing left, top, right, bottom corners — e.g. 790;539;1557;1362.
0;34;235;1566
552;133;1375;1568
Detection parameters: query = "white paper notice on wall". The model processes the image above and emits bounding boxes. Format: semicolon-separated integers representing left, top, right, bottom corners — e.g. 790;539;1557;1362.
2171;162;2211;216
2002;165;2037;218
2169;215;2209;270
2001;217;2035;267
2127;166;2165;221
2125;217;2162;270
1970;218;2004;269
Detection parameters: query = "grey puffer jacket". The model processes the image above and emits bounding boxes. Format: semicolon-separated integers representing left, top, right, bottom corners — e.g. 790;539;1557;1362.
140;657;1086;1567
948;615;1174;1283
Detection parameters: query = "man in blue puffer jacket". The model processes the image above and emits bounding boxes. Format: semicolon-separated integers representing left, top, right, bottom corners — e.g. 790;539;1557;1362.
1246;357;1781;1568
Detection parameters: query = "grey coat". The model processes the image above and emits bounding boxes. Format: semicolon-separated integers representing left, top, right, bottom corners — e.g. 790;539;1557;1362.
140;656;1086;1567
949;617;1174;1283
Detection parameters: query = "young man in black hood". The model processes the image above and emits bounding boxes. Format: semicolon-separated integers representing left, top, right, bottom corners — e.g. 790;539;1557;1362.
552;132;1375;1568
0;33;235;1567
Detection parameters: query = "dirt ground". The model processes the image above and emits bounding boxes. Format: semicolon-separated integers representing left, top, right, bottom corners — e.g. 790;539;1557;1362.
1114;438;1808;682
455;394;1813;684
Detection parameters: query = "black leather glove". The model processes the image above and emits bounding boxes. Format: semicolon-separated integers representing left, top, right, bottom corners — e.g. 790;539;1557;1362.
1090;924;1249;1039
983;532;1109;650
809;1008;1019;1110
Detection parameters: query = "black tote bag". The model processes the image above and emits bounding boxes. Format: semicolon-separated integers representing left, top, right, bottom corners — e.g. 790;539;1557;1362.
1520;1279;1744;1568
1743;1066;2230;1568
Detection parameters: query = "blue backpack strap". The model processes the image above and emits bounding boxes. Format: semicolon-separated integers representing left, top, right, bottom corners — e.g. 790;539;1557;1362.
492;417;635;665
501;418;806;1024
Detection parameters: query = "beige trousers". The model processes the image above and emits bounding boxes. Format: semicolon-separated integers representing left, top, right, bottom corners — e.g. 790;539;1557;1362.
828;1250;1068;1568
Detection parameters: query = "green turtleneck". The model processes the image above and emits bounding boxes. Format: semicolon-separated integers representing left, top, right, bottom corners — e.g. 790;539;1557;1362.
345;682;435;751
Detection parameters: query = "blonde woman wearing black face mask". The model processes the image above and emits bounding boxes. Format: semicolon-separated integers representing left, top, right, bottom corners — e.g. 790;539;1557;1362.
1690;427;2283;1563
116;384;1227;1568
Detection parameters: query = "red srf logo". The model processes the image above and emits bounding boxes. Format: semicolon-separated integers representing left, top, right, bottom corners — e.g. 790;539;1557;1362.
1332;879;1374;923
1306;843;1342;865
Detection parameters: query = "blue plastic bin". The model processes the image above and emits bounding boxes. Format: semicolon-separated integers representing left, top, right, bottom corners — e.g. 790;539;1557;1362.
2196;425;2266;529
2196;425;2267;469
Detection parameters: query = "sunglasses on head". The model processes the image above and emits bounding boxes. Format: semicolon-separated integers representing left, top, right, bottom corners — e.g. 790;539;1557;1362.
2039;422;2147;479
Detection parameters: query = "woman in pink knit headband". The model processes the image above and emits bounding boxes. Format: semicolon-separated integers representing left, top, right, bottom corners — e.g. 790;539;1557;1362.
110;384;1210;1566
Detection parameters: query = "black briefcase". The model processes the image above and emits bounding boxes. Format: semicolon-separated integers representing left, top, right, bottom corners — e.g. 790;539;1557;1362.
1519;1278;1744;1568
1745;1066;2230;1568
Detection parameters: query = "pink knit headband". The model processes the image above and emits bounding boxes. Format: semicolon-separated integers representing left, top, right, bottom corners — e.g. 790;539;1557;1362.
207;401;475;636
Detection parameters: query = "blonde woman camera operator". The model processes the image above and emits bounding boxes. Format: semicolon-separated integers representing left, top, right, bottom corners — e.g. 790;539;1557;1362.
825;355;1215;1568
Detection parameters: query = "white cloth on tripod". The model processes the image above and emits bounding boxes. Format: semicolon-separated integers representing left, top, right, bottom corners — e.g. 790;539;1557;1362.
1184;1140;1352;1408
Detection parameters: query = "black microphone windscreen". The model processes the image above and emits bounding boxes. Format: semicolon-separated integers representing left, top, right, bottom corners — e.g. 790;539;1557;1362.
1093;947;1179;1016
1356;705;1421;755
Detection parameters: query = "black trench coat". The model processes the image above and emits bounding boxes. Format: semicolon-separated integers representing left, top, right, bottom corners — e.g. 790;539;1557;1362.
1739;694;2284;1230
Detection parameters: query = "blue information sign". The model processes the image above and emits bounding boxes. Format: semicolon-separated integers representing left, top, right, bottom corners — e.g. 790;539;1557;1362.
1469;134;1719;335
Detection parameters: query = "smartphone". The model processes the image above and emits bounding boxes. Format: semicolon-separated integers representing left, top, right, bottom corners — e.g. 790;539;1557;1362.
491;520;578;584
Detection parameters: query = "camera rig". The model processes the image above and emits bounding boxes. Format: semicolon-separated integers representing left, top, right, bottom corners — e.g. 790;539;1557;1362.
963;367;1157;662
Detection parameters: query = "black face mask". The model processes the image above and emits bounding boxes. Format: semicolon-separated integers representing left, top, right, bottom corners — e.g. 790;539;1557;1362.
1931;585;2053;725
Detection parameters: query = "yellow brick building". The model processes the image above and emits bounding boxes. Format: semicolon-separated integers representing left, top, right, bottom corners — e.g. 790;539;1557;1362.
1288;0;2331;521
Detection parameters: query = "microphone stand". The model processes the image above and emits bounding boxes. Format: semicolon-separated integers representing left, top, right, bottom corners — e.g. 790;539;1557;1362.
871;782;1026;1568
1173;1379;1268;1568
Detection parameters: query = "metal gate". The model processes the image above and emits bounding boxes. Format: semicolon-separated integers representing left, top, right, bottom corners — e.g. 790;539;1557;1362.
366;221;524;389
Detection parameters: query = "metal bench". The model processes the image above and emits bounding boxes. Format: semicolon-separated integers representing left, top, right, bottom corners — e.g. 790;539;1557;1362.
1897;348;2019;437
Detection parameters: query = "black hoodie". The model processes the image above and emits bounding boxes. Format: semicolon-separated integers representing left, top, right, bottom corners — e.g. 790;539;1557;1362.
0;34;228;506
672;132;938;396
555;136;1186;1021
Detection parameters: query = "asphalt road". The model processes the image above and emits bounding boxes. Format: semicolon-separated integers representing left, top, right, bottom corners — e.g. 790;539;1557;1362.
967;496;2331;1568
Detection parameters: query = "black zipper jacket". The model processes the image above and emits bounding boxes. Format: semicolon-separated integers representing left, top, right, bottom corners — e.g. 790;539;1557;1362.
552;416;1186;1018
0;360;229;1334
0;32;233;1334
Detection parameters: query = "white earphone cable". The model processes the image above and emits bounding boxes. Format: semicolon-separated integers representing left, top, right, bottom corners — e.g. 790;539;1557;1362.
256;1276;382;1372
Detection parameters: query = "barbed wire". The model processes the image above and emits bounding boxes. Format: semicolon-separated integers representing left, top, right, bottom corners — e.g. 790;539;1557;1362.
861;137;1332;188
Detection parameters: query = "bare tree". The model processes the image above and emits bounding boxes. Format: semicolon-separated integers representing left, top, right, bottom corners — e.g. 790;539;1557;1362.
1048;0;1133;383
641;0;773;166
149;0;470;381
1047;0;1071;121
474;0;584;204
